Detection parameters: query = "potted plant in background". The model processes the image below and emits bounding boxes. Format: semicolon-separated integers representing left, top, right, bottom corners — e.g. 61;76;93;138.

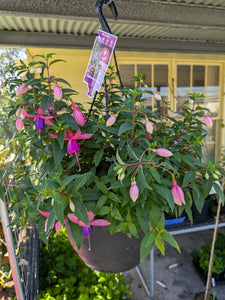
1;52;224;273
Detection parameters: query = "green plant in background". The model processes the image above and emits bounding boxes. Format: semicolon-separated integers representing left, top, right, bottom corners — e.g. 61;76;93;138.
192;232;225;275
38;228;131;300
1;52;224;263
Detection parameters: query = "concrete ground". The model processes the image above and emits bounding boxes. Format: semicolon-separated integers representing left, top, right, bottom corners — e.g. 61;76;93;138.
124;229;225;300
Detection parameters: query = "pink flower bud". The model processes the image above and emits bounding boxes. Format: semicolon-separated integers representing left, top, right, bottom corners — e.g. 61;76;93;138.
16;84;28;96
16;117;24;130
146;119;153;134
53;83;63;100
170;113;179;118
30;67;36;73
72;102;85;126
154;93;161;101
204;114;212;127
171;179;185;206
129;181;139;202
152;148;173;157
147;134;153;139
1;82;6;89
106;114;117;127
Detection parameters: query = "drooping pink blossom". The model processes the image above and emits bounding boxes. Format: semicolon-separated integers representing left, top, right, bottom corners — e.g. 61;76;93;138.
68;211;110;250
39;210;65;237
146;119;153;134
204;114;212;127
72;102;85;126
21;107;54;138
16;84;28;96
106;114;117;127
129;181;139;202
16;117;24;130
171;179;185;206
53;83;63;100
154;93;162;101
50;129;91;171
152;148;173;157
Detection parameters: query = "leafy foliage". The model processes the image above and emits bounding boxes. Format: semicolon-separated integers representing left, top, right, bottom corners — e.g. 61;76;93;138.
38;228;131;300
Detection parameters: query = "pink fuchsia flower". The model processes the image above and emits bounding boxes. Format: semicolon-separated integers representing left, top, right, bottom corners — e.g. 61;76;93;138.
146;119;153;134
40;210;65;237
152;148;173;157
170;113;179;118
147;134;153;139
204;114;212;127
106;114;117;127
21;107;54;138
53;83;63;100
68;211;110;250
129;181;139;202
16;84;28;96
171;179;185;206
154;93;161;101
50;129;92;171
16;117;24;130
72;102;85;126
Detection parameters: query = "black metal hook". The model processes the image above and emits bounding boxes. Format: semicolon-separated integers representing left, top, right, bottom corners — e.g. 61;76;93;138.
96;0;118;34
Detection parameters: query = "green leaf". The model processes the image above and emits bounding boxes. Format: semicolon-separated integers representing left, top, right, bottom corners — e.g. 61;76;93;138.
68;221;84;249
140;231;157;262
155;235;165;255
58;131;65;149
74;173;92;190
62;175;78;188
161;230;180;253
94;180;108;194
213;182;224;205
53;198;64;222
108;192;120;202
127;143;138;160
41;95;54;113
111;208;123;221
46;211;56;233
138;167;152;190
52;139;65;167
60;113;79;130
72;198;89;226
136;205;149;233
94;150;103;167
118;122;135;136
152;183;174;210
116;149;125;165
149;167;161;184
55;78;72;87
99;206;111;215
128;223;138;237
0;182;5;200
192;183;204;213
80;189;101;201
96;195;108;211
49;59;66;66
183;171;196;187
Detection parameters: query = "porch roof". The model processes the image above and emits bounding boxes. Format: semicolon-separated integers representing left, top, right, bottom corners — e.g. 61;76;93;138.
1;0;225;53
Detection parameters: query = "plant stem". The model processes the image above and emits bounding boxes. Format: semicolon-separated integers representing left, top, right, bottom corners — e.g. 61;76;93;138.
204;184;224;300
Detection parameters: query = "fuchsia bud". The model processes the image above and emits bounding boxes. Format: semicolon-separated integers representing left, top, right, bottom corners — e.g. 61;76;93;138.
72;102;86;126
129;181;139;202
16;84;28;96
106;114;117;127
204;114;212;127
171;179;185;206
53;83;63;100
170;113;179;118
146;119;153;134
147;134;153;139
154;93;161;101
152;148;173;157
16;117;24;130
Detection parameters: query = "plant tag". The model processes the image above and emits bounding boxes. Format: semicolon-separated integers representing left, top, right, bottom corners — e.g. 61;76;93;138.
211;277;216;287
83;29;117;98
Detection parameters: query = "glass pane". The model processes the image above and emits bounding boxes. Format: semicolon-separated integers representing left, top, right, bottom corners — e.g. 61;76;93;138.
192;65;205;92
205;93;219;117
203;143;215;162
207;66;219;92
154;65;168;93
137;64;152;86
119;64;135;87
177;65;191;92
176;93;189;110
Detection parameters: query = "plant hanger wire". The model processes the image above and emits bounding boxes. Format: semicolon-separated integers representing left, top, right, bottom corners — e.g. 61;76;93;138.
88;0;123;119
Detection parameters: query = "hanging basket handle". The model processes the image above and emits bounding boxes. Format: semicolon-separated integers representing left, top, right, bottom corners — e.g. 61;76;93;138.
96;0;118;33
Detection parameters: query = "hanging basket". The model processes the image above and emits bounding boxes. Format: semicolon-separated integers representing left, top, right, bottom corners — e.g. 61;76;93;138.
66;222;144;273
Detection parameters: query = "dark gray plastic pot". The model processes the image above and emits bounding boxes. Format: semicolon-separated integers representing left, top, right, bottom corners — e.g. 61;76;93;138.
66;222;144;273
